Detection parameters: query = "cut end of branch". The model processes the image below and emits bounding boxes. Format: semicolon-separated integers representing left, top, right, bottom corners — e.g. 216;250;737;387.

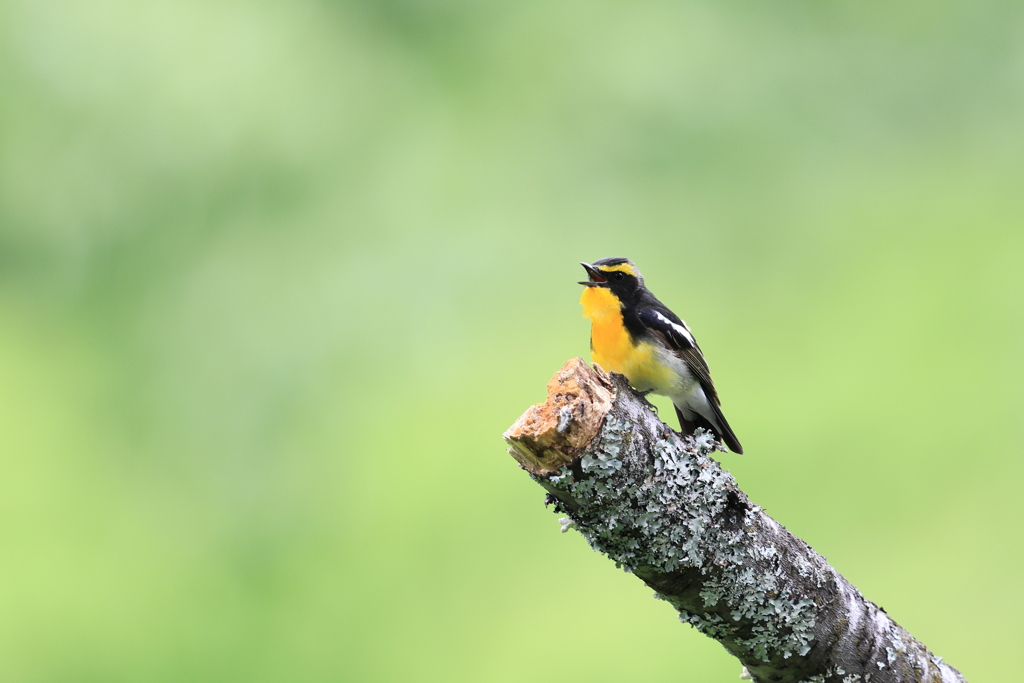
503;358;615;475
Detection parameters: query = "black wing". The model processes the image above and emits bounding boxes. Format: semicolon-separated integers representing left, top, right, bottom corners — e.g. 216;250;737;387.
637;305;743;453
637;306;721;406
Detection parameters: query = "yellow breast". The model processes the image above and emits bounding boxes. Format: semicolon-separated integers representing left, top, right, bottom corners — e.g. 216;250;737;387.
580;288;675;393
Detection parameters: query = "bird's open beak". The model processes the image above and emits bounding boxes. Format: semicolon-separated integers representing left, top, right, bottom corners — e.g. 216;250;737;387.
579;262;609;287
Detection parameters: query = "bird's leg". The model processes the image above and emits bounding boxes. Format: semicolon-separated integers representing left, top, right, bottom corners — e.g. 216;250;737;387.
637;389;659;415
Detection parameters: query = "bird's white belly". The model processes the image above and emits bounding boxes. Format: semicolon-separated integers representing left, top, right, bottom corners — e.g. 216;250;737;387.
647;347;719;428
648;346;699;397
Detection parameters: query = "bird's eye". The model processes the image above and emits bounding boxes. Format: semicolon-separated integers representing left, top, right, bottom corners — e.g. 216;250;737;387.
612;272;625;281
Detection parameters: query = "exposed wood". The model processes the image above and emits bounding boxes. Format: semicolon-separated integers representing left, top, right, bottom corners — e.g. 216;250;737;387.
503;357;614;475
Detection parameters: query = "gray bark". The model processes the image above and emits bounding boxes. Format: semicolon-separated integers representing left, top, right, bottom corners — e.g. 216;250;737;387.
504;359;966;683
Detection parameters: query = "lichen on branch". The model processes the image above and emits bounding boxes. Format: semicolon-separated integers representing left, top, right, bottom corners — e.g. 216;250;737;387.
504;359;966;683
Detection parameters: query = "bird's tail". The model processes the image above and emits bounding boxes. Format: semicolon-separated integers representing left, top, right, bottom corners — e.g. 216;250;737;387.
674;403;744;455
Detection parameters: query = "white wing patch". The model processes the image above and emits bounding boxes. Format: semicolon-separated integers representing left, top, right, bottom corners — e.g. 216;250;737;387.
653;310;695;346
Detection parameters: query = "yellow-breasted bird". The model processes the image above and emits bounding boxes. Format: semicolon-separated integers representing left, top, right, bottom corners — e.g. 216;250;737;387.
579;257;743;454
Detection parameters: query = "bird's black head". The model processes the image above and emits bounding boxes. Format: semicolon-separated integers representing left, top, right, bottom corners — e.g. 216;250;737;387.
579;257;645;300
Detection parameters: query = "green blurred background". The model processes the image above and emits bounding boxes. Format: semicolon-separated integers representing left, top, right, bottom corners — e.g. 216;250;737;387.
1;0;1021;680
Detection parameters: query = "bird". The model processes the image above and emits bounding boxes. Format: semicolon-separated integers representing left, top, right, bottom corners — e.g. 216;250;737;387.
578;257;743;453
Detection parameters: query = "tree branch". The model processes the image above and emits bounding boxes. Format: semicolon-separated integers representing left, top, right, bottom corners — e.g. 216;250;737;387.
504;358;966;683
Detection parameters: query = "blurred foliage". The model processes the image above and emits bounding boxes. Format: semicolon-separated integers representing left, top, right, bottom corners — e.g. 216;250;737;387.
1;0;1022;680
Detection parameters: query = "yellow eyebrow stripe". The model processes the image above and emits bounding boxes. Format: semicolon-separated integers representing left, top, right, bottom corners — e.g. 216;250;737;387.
597;263;638;276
